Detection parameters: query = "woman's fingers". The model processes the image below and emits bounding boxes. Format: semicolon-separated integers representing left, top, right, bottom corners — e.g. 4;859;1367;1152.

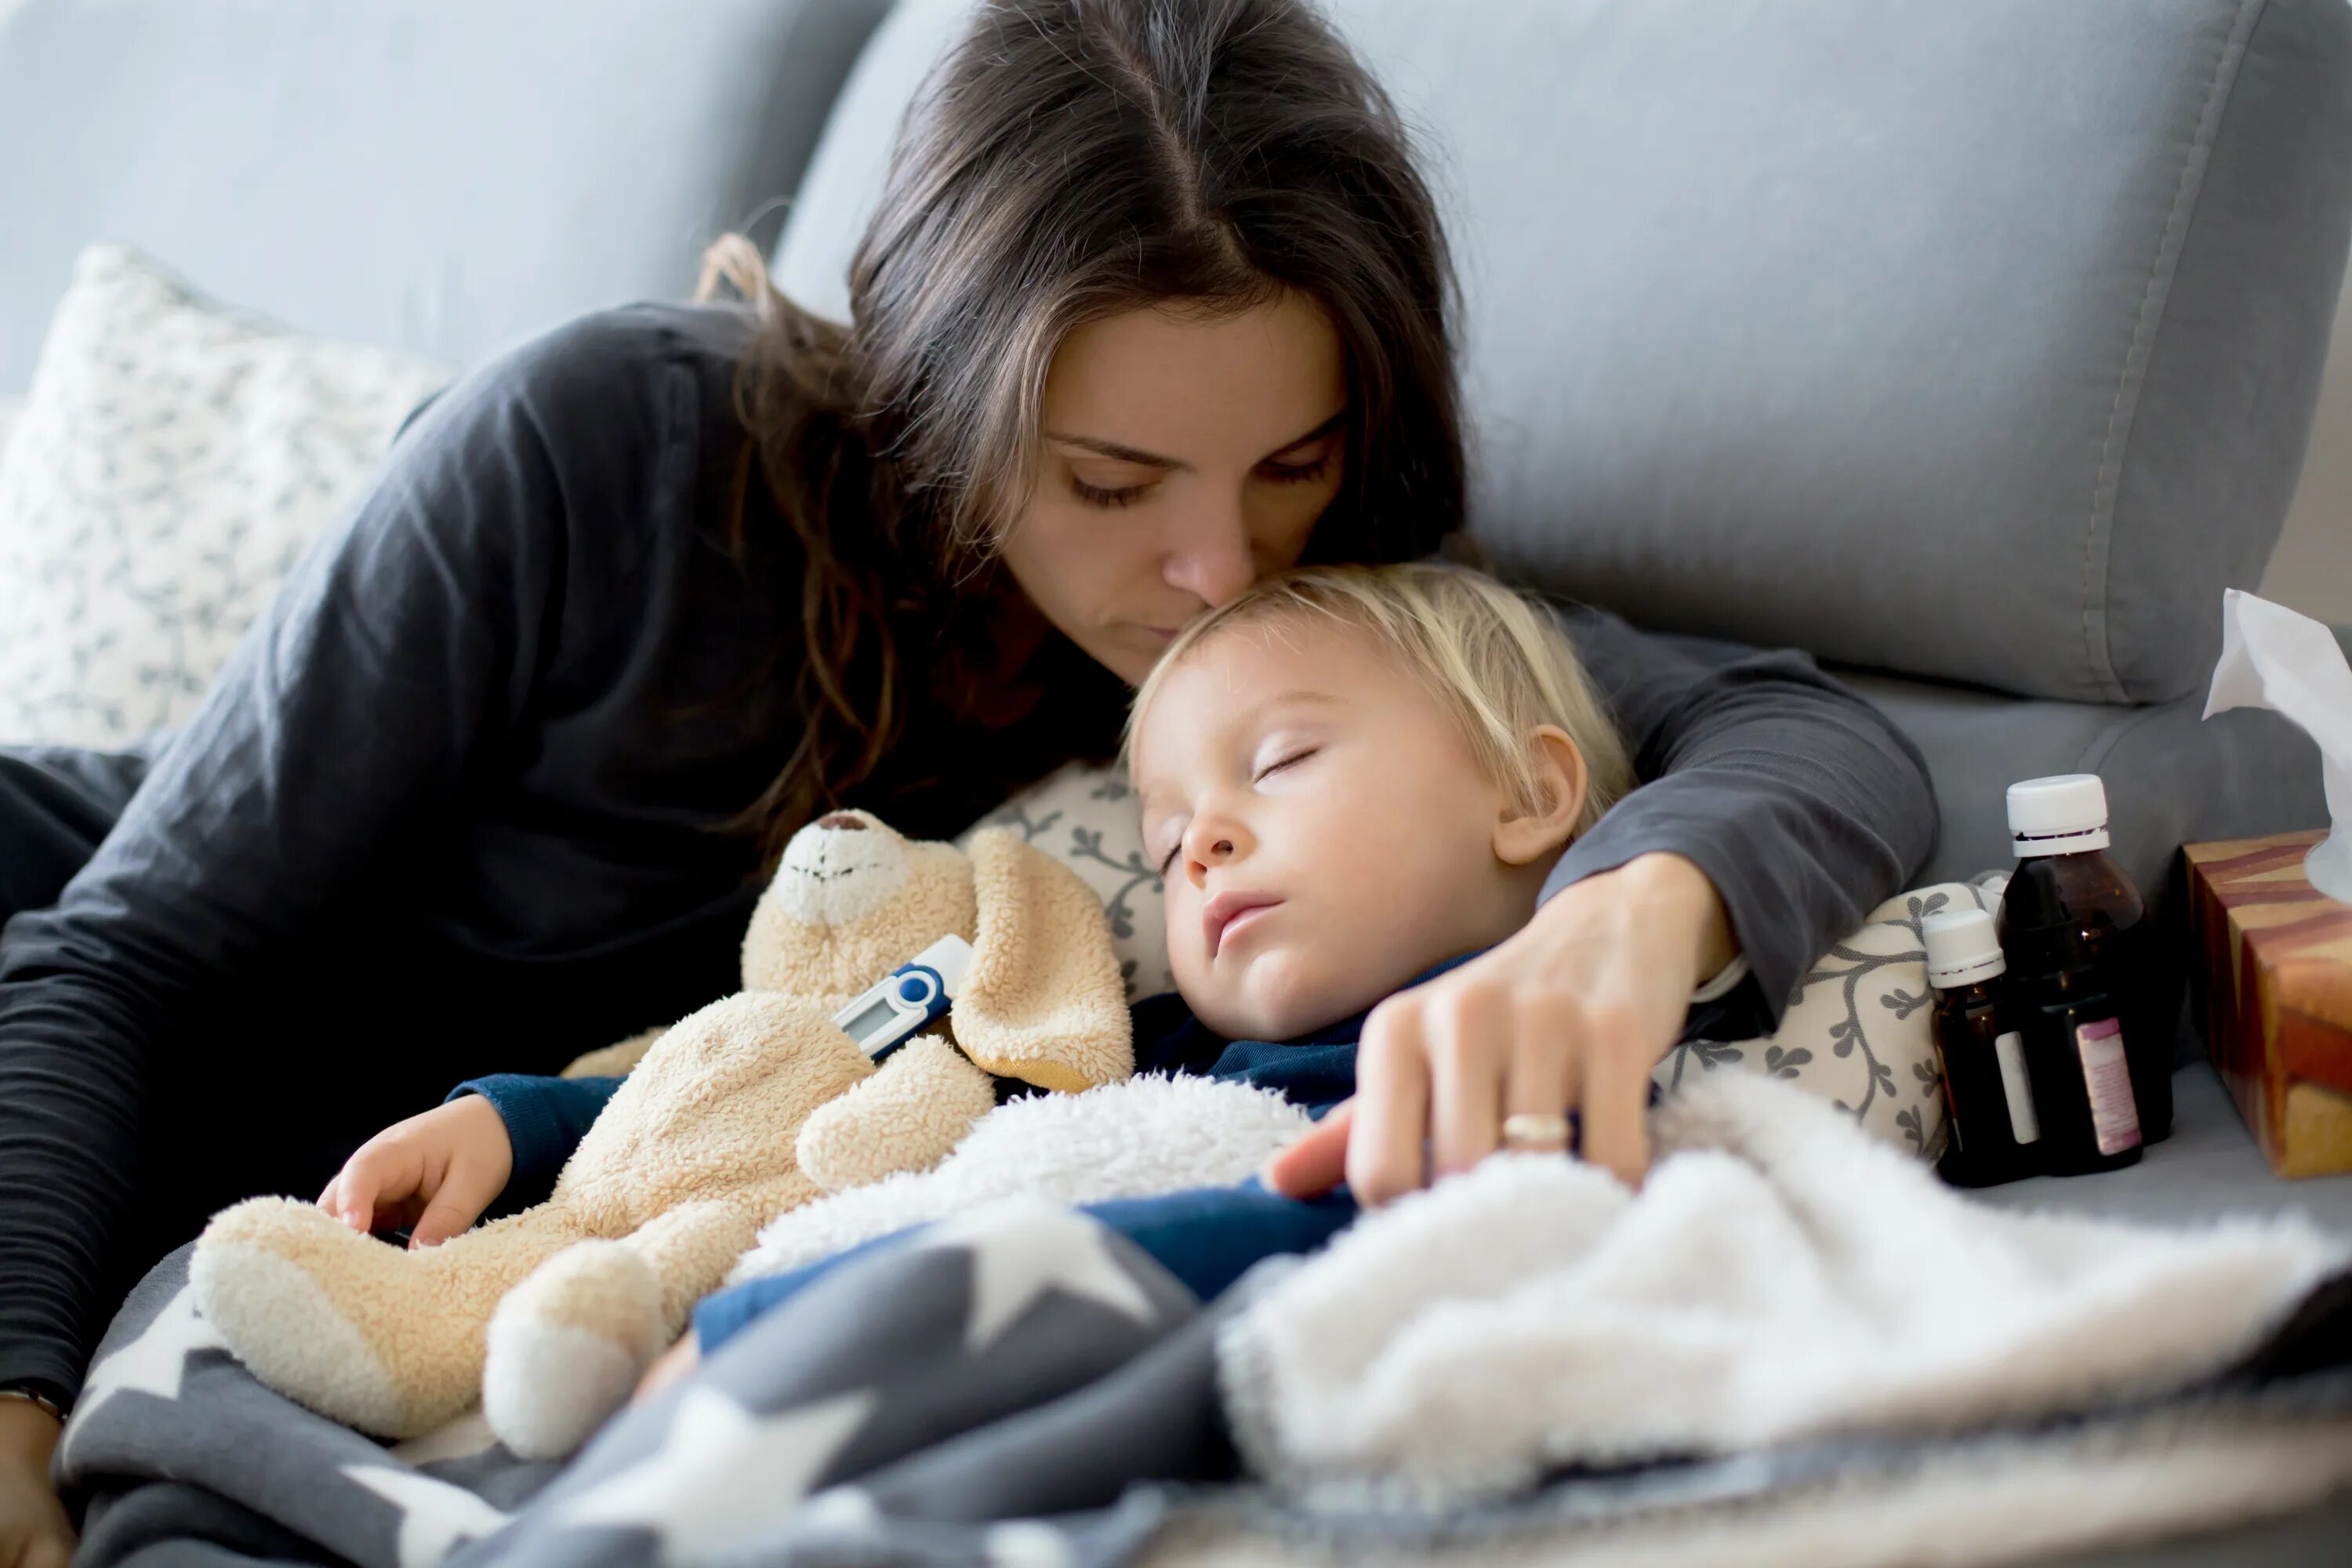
1425;985;1506;1178
1502;993;1581;1134
1262;1098;1353;1199
1345;998;1431;1207
1575;1016;1653;1189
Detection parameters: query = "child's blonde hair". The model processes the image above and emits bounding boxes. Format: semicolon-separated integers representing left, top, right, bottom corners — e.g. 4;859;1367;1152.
1124;563;1635;838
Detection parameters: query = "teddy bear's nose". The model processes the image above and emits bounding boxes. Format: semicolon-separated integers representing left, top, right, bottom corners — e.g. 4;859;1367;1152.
815;812;867;831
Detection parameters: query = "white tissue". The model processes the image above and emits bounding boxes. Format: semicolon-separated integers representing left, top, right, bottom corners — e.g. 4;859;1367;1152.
2202;588;2352;903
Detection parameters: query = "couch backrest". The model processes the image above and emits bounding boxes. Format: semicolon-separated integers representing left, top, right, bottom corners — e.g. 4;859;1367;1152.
775;0;2352;704
0;0;888;390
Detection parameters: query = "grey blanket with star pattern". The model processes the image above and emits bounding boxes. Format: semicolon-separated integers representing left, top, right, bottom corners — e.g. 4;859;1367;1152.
54;1183;2352;1568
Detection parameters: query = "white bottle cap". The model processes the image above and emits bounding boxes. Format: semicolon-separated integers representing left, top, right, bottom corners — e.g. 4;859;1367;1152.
2006;773;2111;858
1922;908;2006;988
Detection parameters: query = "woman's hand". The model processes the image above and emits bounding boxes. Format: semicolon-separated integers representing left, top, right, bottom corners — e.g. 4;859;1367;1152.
317;1095;514;1249
0;1399;73;1568
1265;852;1733;1203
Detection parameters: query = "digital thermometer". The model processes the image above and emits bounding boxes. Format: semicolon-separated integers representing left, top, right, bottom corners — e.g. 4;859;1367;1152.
829;935;973;1061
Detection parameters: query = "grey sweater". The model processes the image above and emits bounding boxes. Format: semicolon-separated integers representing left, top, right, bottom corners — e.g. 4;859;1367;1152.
0;303;1936;1404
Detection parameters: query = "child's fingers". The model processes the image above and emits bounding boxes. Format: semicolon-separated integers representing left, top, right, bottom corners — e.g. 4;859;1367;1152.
633;1334;702;1404
406;1194;477;1250
405;1160;501;1249
1263;1100;1353;1198
323;1139;423;1233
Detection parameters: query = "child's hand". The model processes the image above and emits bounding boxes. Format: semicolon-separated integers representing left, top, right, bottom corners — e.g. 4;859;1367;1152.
317;1095;514;1249
633;1332;700;1404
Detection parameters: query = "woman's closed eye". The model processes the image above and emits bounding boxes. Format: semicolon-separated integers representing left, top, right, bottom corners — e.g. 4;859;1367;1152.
1260;450;1334;486
1070;471;1155;509
1068;449;1336;510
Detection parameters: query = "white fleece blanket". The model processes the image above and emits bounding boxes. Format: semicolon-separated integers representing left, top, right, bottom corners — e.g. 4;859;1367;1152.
730;1073;1316;1283
1219;1071;2352;1508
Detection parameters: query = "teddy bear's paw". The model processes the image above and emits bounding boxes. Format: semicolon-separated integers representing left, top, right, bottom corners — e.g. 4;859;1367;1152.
483;1240;663;1461
797;1034;997;1193
191;1197;410;1436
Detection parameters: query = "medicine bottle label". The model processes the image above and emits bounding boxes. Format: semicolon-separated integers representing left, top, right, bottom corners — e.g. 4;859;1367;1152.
1994;1030;2039;1145
2074;1017;2142;1156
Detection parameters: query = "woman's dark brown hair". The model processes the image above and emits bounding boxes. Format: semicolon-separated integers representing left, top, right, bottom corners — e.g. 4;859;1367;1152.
701;0;1464;863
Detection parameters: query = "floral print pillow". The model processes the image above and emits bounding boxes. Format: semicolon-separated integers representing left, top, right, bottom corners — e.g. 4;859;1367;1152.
0;245;451;746
971;762;2002;1159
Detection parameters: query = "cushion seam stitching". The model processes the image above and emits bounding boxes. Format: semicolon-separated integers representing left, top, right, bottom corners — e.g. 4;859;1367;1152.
2079;0;2267;705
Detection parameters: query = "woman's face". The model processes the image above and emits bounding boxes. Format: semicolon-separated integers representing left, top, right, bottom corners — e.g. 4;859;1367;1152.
997;292;1348;685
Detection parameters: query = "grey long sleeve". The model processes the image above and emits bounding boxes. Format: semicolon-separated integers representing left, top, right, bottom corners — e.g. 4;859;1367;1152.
1541;603;1940;1025
0;307;808;1403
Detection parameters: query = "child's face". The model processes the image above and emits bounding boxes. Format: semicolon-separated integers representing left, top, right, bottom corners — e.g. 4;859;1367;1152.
1131;617;1560;1042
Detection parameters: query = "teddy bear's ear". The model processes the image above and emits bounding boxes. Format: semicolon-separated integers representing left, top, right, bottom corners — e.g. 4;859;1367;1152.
949;829;1132;1091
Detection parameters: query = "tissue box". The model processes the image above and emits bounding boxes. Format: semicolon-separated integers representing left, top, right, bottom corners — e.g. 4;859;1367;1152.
2185;830;2352;1178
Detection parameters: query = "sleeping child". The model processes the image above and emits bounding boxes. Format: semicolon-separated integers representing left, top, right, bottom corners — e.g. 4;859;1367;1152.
318;561;1764;1399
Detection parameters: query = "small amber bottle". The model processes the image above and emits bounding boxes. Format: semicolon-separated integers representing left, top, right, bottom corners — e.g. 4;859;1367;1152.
1922;909;2042;1187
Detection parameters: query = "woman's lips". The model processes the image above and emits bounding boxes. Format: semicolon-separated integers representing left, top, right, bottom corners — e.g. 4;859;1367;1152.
1203;892;1282;956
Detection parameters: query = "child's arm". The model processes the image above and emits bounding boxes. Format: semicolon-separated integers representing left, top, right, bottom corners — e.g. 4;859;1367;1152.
442;1072;621;1222
443;1073;624;1215
317;1073;622;1246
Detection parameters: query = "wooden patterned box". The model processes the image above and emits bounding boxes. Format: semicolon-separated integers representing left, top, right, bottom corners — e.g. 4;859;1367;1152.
2185;830;2352;1178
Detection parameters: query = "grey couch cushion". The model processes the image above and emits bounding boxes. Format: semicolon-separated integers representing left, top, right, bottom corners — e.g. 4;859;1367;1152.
1844;634;2344;899
777;0;2352;707
0;0;890;390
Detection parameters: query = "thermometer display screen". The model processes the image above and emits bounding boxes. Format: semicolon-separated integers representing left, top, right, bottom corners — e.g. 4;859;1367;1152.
840;996;902;1042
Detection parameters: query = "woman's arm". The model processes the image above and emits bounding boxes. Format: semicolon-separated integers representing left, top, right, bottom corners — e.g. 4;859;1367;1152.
1540;603;1938;1018
1272;603;1937;1200
0;312;688;1406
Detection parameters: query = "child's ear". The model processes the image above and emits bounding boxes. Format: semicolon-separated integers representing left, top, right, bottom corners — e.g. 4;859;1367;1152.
1493;725;1590;866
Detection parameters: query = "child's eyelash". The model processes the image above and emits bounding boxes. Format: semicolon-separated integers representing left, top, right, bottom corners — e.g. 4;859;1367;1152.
1153;750;1318;876
1254;749;1314;782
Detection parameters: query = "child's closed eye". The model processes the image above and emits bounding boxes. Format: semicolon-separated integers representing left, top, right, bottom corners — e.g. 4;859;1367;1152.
1253;747;1317;782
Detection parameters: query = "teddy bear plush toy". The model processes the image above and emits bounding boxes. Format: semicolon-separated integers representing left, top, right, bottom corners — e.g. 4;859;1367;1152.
189;810;1132;1457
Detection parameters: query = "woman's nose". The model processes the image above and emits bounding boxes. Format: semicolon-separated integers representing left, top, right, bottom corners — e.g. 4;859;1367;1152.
1163;509;1258;608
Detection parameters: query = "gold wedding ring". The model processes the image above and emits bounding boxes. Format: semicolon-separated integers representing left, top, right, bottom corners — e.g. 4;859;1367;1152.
1501;1112;1573;1152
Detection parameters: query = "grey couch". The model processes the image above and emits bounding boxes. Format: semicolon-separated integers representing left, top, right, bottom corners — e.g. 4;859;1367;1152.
5;0;2350;1560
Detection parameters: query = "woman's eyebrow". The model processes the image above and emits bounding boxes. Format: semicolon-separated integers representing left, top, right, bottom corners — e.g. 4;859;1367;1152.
1041;408;1347;473
1265;408;1347;456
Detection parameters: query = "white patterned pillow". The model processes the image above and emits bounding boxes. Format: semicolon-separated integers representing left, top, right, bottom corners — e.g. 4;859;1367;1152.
1660;872;2010;1157
0;245;452;746
971;762;2002;1160
961;762;1174;1004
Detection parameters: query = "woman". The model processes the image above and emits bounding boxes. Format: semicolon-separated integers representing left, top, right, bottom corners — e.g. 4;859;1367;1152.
0;0;1933;1558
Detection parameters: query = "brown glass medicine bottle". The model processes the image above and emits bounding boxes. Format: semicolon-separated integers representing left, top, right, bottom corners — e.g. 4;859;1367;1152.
1922;909;2042;1187
1995;774;2150;1174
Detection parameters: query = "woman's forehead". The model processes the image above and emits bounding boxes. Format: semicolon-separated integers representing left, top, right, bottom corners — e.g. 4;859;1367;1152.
1043;295;1345;460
